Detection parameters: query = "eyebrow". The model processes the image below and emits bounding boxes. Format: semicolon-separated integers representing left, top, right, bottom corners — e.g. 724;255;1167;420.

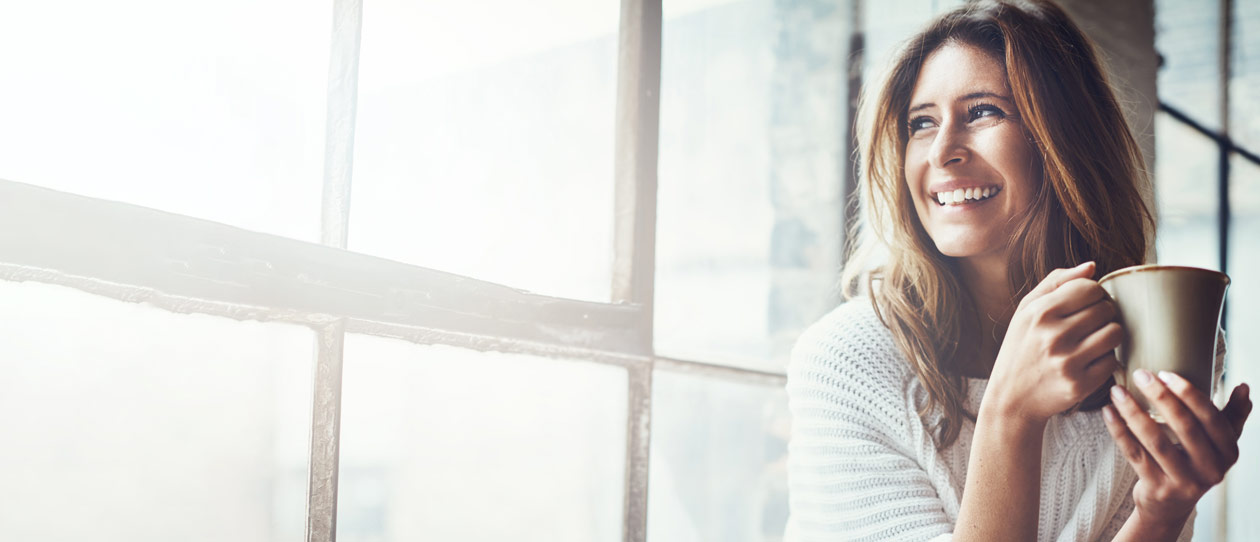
907;91;1014;115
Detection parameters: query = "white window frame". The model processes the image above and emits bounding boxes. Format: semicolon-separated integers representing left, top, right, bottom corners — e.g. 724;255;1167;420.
0;1;800;541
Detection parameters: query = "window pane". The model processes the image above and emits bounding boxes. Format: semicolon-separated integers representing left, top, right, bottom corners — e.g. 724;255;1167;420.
348;1;618;301
0;280;313;541
0;1;331;241
863;0;964;81
1225;154;1260;542
1156;0;1223;132
654;0;851;371
648;370;788;542
1232;0;1260;152
337;336;626;541
1155;112;1220;269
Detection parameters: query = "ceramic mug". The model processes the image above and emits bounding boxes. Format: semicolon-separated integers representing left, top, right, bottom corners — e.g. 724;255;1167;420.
1099;264;1230;421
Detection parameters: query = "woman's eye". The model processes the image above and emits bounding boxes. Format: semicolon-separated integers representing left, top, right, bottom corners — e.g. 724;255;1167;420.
907;116;936;134
969;104;1006;121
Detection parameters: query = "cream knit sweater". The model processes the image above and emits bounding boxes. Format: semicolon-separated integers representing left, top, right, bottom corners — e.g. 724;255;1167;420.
785;298;1199;542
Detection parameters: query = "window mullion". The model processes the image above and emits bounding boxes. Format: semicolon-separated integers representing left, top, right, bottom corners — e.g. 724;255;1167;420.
612;0;662;339
623;362;654;542
842;0;865;262
1213;2;1232;541
307;0;363;540
320;0;363;251
612;0;661;541
1219;0;1233;279
306;321;347;542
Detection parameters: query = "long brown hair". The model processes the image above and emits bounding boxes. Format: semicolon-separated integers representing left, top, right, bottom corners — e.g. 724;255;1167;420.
842;0;1154;447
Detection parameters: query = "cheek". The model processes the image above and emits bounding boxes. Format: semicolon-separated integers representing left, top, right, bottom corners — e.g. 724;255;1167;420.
992;136;1040;203
903;144;928;178
902;169;929;216
903;149;928;195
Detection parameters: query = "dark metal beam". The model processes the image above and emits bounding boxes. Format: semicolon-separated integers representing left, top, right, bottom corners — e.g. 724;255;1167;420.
1158;102;1260;166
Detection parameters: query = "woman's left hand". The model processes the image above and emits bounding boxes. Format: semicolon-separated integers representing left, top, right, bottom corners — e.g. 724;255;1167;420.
1102;369;1252;527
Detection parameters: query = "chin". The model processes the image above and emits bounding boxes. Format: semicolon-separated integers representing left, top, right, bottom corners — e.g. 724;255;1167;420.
933;239;992;260
935;246;973;259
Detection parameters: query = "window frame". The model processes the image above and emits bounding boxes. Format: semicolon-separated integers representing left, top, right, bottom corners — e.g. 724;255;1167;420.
0;1;797;541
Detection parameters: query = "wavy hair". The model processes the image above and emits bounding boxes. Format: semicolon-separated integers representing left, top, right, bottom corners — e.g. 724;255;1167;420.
842;0;1154;447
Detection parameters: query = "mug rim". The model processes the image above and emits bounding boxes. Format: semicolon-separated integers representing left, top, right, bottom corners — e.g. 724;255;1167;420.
1098;264;1231;286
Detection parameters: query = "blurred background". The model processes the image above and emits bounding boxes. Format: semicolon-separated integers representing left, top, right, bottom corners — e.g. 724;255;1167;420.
0;0;1255;540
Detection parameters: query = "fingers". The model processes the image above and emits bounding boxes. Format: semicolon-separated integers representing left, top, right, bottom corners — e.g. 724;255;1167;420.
1102;404;1164;481
1081;351;1120;386
1023;261;1096;308
1044;277;1109;317
1158;372;1241;464
1061;297;1118;342
1138;371;1230;484
1111;383;1195;483
1071;321;1124;369
1221;383;1253;438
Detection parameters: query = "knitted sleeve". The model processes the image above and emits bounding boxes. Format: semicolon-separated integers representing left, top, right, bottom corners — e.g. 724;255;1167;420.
785;301;954;542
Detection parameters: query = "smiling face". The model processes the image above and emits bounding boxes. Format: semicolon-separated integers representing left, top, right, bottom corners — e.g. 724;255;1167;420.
903;41;1041;265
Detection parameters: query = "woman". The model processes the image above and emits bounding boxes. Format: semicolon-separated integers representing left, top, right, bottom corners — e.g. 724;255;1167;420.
785;1;1253;541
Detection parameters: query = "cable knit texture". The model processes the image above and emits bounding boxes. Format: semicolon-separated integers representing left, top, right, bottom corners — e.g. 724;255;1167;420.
785;297;1209;542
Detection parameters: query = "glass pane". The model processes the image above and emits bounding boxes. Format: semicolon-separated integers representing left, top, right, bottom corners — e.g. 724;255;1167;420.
0;1;331;241
0;280;313;541
1225;154;1260;542
655;0;847;371
1155;112;1221;269
648;370;788;542
653;0;967;371
1231;0;1260;153
337;336;626;541
863;0;964;81
348;1;618;301
1156;0;1223;132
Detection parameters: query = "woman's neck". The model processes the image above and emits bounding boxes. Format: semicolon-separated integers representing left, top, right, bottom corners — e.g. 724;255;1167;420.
956;254;1016;378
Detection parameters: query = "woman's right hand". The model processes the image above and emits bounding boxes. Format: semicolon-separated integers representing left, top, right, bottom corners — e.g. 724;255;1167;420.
984;261;1123;425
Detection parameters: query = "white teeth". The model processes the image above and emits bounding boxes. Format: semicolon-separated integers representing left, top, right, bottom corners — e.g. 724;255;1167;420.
935;187;1000;206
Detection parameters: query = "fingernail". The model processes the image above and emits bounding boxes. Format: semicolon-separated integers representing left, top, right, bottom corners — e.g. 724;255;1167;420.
1111;385;1128;403
1075;261;1094;270
1102;405;1117;423
1243;383;1251;400
1157;371;1183;388
1134;369;1153;386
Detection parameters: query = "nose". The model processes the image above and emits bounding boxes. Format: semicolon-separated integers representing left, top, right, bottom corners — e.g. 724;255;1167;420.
927;120;969;169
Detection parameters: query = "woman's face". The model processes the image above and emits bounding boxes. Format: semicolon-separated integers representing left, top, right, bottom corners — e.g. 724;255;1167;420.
903;42;1040;263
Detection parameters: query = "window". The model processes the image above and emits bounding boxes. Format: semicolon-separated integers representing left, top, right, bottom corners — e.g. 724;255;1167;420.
0;1;816;540
1155;0;1260;540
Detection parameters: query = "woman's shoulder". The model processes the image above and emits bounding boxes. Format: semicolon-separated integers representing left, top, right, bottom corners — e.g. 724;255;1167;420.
789;296;913;389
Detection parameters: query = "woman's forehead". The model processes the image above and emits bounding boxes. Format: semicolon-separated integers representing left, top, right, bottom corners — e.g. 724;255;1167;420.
907;42;1011;110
